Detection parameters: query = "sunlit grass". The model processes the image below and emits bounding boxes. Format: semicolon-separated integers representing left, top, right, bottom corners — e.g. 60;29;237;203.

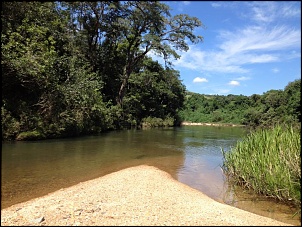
222;124;301;210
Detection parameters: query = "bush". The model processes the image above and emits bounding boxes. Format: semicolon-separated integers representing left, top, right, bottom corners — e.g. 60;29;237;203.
1;106;20;140
16;130;45;141
141;116;174;128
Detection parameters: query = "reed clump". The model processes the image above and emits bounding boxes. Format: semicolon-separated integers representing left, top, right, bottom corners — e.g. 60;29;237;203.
222;124;301;209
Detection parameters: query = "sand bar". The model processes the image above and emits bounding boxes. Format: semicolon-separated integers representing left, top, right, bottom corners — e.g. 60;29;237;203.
1;165;293;226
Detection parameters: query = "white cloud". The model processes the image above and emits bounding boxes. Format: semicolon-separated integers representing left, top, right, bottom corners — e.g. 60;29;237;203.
176;1;191;12
219;25;300;54
173;24;300;74
211;2;300;25
228;81;240;86
244;54;279;63
249;1;277;23
245;1;301;24
193;77;208;83
236;76;251;81
281;3;301;18
272;68;279;73
174;49;249;73
182;1;191;6
211;2;221;8
211;1;236;9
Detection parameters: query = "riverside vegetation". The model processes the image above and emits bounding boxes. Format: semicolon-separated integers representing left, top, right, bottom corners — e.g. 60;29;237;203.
1;1;300;221
222;124;301;217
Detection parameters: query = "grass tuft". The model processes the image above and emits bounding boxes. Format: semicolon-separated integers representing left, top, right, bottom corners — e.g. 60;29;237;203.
222;124;301;210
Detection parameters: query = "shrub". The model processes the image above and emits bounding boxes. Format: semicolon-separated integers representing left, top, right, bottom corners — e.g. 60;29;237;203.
16;130;45;141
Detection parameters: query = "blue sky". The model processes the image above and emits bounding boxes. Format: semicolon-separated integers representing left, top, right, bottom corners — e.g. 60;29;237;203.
150;1;301;96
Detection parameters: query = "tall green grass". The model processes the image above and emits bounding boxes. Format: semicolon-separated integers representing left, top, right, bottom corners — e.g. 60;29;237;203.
222;124;301;209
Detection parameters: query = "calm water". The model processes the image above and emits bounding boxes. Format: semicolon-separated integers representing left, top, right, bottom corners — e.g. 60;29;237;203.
1;126;300;225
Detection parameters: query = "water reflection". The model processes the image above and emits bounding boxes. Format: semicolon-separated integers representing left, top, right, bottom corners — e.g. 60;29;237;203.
177;126;241;203
1;129;186;209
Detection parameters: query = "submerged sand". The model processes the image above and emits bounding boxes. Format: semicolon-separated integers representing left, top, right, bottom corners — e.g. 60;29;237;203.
1;165;293;226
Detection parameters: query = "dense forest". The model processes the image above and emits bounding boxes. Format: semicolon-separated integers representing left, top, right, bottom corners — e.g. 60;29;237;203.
2;2;300;141
2;1;203;140
179;78;301;128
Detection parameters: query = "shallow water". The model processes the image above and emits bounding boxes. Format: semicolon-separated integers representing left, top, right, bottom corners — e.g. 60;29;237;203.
1;126;300;225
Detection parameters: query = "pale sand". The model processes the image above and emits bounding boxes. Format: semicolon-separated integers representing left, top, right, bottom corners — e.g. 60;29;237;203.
1;165;293;226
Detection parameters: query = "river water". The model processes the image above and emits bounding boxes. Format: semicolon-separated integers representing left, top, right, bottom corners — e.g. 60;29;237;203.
1;126;300;225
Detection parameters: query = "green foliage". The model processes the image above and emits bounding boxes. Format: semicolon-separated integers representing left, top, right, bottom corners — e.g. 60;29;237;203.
284;79;301;123
141;116;174;128
122;57;185;127
62;1;203;106
222;124;301;208
2;2;58;114
179;93;246;124
16;130;45;141
1;2;113;140
1;106;20;140
180;79;301;128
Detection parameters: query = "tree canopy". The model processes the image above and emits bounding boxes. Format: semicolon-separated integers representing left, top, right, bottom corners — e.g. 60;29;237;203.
1;1;203;140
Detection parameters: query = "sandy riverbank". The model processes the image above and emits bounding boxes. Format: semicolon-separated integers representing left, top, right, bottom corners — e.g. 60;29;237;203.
181;122;246;127
1;165;293;226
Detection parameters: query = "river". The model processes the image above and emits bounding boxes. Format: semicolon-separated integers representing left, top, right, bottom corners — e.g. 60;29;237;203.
1;126;300;225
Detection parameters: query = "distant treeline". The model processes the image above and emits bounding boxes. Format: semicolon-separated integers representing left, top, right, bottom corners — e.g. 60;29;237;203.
179;78;301;128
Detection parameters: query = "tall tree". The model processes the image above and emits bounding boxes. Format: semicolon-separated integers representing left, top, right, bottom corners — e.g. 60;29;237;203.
124;57;185;124
114;1;204;106
63;1;203;106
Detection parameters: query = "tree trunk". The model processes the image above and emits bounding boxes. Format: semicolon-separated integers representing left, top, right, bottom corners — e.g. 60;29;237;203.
117;66;130;106
117;78;127;106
